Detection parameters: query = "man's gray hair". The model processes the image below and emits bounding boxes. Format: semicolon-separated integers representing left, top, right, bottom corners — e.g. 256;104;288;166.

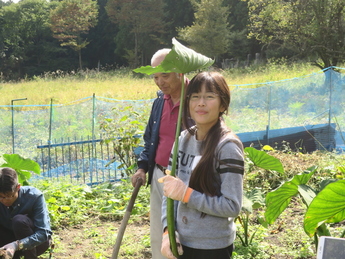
151;48;171;67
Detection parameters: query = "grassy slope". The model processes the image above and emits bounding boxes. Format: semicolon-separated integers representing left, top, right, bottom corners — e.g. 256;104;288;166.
0;61;321;106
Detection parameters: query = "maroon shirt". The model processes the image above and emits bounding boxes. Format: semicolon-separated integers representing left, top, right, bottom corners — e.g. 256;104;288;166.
155;94;180;167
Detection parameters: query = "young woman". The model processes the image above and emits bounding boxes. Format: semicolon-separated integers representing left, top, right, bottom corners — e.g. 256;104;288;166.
159;71;244;259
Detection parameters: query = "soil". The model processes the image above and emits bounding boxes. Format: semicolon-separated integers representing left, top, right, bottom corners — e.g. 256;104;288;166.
44;151;342;259
50;217;151;259
48;206;316;259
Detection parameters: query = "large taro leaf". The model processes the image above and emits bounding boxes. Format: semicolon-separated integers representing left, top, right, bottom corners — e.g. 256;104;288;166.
1;154;40;185
133;38;214;75
265;166;317;224
304;180;345;237
133;37;214;257
245;147;284;173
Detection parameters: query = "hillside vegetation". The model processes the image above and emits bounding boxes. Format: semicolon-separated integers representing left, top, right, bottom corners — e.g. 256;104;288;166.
0;61;323;106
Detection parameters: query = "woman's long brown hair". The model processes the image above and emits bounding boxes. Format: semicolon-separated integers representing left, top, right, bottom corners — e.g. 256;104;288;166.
182;71;233;197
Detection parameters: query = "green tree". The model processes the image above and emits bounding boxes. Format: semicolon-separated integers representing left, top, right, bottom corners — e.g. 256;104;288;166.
224;0;259;62
0;0;10;8
246;0;345;69
162;0;194;42
178;0;231;62
50;0;98;70
0;0;57;79
83;0;118;68
105;0;165;68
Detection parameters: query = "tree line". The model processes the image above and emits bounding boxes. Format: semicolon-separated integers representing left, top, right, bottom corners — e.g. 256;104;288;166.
1;0;345;80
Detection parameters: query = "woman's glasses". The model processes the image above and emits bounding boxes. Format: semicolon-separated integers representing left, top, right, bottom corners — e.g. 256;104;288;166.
189;93;218;102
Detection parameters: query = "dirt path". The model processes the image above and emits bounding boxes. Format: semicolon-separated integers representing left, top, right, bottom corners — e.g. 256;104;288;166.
50;217;151;259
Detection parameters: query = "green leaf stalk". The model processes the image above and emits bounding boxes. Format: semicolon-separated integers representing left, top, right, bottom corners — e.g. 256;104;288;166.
134;38;214;257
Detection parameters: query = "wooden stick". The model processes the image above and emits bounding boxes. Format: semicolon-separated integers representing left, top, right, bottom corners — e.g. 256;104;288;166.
111;178;143;259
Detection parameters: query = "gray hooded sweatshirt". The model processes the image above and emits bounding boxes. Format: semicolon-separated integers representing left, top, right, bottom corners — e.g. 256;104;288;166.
162;129;244;249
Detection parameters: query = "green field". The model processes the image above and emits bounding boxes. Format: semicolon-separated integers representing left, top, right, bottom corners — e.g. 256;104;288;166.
1;61;344;159
0;61;321;106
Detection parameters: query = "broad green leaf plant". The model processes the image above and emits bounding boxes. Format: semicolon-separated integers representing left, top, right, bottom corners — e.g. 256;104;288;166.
264;165;335;249
304;180;345;239
0;154;40;185
245;146;345;250
134;38;214;256
239;147;282;247
259;148;345;249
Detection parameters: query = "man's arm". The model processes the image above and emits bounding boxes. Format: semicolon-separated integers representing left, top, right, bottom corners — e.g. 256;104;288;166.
132;92;164;187
19;193;52;251
131;103;156;187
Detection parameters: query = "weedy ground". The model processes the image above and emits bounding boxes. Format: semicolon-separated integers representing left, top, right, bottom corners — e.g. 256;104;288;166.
33;149;344;259
6;62;343;258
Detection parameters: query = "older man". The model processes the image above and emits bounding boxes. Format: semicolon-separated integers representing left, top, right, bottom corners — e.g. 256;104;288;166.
132;48;189;259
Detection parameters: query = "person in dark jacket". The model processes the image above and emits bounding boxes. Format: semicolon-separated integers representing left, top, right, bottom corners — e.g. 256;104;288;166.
0;167;52;259
131;48;189;259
